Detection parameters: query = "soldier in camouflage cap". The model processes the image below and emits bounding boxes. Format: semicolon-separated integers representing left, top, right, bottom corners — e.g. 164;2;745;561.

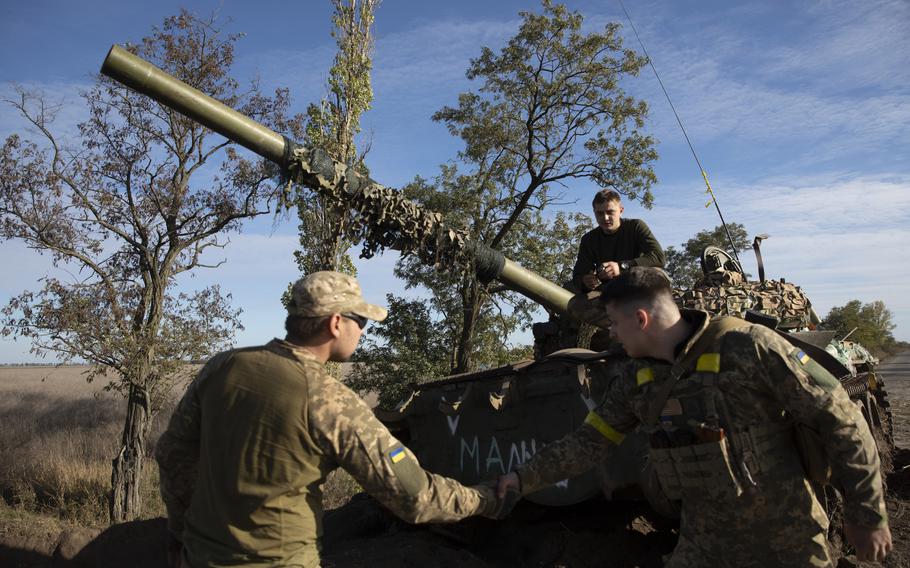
288;270;389;321
157;271;504;568
498;267;891;566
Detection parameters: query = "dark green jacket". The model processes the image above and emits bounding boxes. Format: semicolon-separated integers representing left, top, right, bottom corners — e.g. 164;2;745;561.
571;218;665;291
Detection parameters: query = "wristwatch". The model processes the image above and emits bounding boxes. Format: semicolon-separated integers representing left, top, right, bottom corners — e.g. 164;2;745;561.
620;261;631;271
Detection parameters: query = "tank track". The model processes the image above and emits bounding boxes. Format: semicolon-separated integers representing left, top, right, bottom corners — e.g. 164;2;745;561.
868;371;895;475
841;369;894;475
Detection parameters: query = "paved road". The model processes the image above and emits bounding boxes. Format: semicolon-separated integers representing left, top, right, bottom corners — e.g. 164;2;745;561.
878;350;910;450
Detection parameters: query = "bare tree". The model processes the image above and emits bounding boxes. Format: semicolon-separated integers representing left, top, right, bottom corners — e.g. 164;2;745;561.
0;11;304;522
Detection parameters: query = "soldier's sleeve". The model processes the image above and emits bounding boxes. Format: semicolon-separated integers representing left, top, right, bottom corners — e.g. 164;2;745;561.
154;352;230;537
516;362;640;494
630;220;666;268
308;371;495;523
752;327;888;528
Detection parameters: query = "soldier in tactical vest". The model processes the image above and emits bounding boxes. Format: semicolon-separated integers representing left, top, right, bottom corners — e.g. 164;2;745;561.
157;271;503;568
497;267;891;566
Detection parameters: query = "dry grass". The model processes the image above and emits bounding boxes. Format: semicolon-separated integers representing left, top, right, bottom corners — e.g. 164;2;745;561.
0;366;173;527
0;365;361;529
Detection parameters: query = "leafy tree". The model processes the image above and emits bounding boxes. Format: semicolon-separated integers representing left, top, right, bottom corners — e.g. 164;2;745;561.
377;1;656;376
294;0;379;276
665;222;750;288
0;12;303;522
347;294;451;408
822;300;897;355
392;167;590;375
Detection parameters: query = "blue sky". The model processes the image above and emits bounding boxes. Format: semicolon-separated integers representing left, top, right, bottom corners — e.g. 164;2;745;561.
1;0;908;363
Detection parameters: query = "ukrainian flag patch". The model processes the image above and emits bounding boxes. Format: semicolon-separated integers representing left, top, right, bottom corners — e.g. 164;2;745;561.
797;350;810;365
389;446;406;464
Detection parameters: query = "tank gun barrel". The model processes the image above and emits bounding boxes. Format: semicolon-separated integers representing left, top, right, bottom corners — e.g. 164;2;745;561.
500;259;572;313
100;45;574;316
101;45;289;166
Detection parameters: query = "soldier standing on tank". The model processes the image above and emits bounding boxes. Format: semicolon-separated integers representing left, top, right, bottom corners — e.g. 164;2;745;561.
157;271;504;568
497;267;891;566
572;189;665;293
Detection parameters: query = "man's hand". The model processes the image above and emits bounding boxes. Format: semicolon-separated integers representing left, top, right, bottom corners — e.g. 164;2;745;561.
596;261;621;281
844;522;892;563
582;272;600;291
473;479;520;519
497;472;521;499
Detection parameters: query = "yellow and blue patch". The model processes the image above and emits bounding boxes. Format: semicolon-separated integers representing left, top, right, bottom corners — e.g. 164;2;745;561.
389;446;406;464
796;350;810;365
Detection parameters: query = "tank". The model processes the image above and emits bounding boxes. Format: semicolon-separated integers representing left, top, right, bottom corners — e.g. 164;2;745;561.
100;45;894;513
379;237;896;509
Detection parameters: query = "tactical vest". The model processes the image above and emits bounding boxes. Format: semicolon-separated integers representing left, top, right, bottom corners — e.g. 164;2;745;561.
641;317;803;502
182;344;332;568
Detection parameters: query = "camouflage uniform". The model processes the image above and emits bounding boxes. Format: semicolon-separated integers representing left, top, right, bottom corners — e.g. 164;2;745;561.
156;272;495;568
516;310;887;568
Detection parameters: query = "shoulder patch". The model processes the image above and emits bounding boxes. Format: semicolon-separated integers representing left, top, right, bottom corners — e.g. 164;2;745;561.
790;349;840;392
389;446;406;463
696;353;721;373
636;367;654;386
387;444;428;497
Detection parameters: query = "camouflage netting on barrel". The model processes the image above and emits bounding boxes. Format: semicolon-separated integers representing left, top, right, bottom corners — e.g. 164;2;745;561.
674;271;814;330
285;146;476;271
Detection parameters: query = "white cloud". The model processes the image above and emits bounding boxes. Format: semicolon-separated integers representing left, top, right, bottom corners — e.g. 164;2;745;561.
728;174;910;232
236;44;337;111
644;171;910;340
614;0;910;172
764;0;910;92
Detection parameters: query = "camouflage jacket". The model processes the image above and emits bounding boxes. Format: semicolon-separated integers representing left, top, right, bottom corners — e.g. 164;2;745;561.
516;310;887;531
156;339;493;568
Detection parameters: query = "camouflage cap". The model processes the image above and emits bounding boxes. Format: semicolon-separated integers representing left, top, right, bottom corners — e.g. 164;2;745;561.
288;271;388;321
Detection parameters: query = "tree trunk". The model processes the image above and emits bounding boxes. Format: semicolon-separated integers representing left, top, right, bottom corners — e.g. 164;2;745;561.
454;285;482;374
110;382;151;523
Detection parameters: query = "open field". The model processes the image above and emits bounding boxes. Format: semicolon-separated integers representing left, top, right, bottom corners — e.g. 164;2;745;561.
0;366;173;527
0;365;360;534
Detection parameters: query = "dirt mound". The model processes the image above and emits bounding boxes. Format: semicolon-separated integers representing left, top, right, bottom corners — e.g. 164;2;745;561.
321;495;675;568
2;465;908;568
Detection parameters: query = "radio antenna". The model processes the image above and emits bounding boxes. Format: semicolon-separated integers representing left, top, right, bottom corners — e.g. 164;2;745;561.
617;0;741;264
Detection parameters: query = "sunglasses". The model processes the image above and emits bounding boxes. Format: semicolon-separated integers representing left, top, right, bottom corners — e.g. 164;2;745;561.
342;313;368;330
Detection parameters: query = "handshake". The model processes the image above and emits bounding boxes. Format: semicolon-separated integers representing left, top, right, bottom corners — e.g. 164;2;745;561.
476;472;522;520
